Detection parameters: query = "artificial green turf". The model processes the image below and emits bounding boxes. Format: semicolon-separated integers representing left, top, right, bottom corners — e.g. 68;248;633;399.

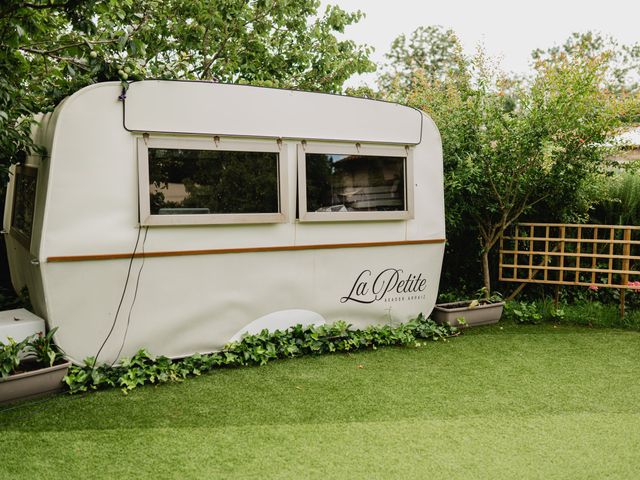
1;322;640;479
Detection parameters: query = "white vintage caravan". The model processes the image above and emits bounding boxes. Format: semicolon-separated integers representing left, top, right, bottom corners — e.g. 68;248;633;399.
3;81;445;364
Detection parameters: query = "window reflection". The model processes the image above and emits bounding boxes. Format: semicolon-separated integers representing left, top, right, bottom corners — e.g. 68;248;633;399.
149;148;279;215
306;154;406;212
11;167;37;243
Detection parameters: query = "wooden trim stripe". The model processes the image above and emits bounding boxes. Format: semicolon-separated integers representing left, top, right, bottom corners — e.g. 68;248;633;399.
47;238;446;263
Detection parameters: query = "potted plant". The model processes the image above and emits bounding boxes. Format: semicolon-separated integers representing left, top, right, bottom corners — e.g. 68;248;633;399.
432;289;505;328
0;328;71;404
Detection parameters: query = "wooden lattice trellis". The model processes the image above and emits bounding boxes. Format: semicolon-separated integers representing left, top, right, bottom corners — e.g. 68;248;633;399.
499;223;640;315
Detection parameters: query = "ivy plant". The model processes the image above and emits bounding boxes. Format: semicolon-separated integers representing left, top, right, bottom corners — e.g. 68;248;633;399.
64;315;457;394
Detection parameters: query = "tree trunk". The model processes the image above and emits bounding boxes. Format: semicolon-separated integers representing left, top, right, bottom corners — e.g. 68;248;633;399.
481;249;491;297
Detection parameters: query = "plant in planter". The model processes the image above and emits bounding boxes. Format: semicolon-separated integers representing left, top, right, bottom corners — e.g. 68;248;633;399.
0;327;71;404
0;336;29;378
26;328;66;367
432;289;505;327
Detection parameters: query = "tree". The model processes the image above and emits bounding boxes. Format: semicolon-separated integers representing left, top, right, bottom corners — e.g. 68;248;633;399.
532;31;640;95
402;48;634;295
0;0;375;182
378;25;463;95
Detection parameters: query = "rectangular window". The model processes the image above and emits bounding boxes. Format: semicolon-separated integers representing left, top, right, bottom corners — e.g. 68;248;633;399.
10;165;38;249
139;137;287;225
298;143;413;221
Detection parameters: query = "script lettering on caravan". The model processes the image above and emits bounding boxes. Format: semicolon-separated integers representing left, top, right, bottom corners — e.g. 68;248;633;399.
340;268;428;304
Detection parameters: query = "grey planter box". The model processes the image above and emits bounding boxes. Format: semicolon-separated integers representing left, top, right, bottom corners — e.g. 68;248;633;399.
432;301;505;327
0;361;71;404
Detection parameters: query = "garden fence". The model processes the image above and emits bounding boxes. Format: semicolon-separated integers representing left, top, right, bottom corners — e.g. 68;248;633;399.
499;223;640;315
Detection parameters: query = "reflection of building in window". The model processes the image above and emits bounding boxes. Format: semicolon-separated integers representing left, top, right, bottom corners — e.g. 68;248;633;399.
306;154;405;212
150;182;187;204
148;148;279;215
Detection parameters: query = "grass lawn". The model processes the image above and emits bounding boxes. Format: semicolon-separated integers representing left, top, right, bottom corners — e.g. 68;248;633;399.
1;322;639;479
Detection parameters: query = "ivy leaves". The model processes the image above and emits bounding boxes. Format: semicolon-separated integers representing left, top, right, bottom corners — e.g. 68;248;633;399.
63;315;457;394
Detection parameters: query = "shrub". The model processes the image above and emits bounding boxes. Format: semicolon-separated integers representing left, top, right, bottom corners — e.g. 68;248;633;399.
591;170;640;226
0;337;28;378
504;300;565;324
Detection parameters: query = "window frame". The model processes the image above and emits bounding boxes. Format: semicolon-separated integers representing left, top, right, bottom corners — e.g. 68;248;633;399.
297;141;414;222
10;164;38;250
138;136;288;226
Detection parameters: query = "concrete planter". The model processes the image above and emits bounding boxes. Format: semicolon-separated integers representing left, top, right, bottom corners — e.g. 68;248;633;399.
432;301;505;327
0;361;70;404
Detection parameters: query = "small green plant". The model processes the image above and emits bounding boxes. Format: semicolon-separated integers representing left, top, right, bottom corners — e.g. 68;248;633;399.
539;300;565;323
0;336;29;378
475;287;503;304
0;326;65;379
506;301;544;324
64;315;458;394
505;300;566;325
26;327;64;367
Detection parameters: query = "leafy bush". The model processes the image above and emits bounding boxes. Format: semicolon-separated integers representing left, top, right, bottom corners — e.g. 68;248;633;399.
591;170;640;226
64;315;457;394
504;300;564;324
505;301;544;324
0;336;29;378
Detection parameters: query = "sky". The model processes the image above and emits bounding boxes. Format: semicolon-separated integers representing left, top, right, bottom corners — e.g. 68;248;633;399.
321;0;640;88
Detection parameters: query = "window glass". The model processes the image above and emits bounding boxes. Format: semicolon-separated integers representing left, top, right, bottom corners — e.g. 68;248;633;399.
148;148;279;215
305;154;405;212
11;167;37;244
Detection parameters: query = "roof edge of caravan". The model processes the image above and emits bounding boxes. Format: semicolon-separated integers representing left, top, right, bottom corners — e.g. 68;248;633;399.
46;80;436;146
123;78;425;114
67;80;430;145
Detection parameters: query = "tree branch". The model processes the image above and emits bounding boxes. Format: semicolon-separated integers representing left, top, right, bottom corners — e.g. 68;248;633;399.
22;0;71;10
19;46;90;69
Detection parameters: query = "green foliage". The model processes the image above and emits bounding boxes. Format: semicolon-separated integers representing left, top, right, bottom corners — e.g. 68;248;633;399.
379;25;464;95
0;336;28;378
64;315;457;394
501;296;640;330
474;287;503;304
390;37;635;294
531;31;640;96
0;0;374;180
504;299;575;326
505;301;544;324
590;169;640;226
378;29;640;295
561;299;640;329
26;326;64;367
0;325;65;377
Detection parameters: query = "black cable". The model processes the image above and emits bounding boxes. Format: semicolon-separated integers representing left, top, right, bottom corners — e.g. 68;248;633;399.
93;225;144;365
0;227;149;417
112;226;149;365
